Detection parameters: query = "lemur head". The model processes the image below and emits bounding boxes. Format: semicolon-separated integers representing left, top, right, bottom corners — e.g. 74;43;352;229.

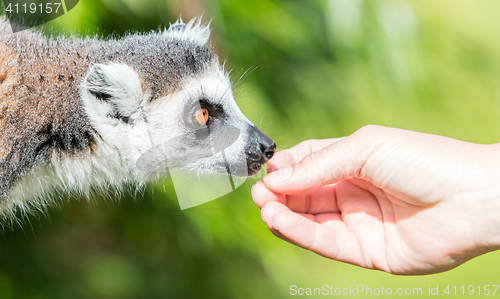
81;18;275;180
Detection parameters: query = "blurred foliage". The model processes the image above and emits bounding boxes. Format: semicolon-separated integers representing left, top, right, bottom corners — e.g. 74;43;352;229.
2;0;500;298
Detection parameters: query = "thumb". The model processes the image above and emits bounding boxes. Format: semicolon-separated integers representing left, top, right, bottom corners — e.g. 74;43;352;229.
262;126;387;194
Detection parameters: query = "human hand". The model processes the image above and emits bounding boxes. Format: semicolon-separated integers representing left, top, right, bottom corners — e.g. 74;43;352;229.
252;125;500;274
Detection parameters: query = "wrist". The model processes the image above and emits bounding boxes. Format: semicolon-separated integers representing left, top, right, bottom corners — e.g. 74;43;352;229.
464;144;500;253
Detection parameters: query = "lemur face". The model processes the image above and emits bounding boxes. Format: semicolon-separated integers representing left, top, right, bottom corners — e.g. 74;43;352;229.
139;70;275;177
81;20;275;180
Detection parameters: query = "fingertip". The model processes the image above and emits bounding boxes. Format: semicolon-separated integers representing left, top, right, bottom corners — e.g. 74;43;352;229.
272;210;316;249
263;166;294;185
251;180;263;204
263;166;313;194
251;180;269;208
267;150;296;172
261;201;290;231
251;180;286;208
267;162;278;174
262;163;328;195
272;210;288;232
273;210;306;232
260;203;292;243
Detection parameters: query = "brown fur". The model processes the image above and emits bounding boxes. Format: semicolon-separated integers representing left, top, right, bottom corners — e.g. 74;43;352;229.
0;20;99;200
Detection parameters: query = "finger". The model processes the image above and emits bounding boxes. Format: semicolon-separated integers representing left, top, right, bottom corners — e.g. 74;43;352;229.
251;180;286;209
268;138;342;173
261;201;290;231
260;201;316;246
283;184;340;214
314;213;346;229
263;126;388;195
254;182;341;214
260;201;293;242
267;150;295;173
272;210;366;267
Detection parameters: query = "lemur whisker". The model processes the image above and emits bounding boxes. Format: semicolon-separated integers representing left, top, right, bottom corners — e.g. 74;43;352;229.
232;64;260;95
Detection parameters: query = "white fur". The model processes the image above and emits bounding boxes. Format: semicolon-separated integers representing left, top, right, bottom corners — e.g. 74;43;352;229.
82;60;252;178
171;68;254;174
165;17;211;47
0;139;136;223
85;63;144;116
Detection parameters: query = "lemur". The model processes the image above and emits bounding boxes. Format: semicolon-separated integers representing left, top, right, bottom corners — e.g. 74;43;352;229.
0;17;276;220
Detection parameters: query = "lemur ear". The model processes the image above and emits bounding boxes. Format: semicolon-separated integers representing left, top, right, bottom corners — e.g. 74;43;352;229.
84;63;143;118
166;17;211;46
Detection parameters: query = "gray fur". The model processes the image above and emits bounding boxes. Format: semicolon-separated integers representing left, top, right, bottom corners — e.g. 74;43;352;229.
0;17;275;218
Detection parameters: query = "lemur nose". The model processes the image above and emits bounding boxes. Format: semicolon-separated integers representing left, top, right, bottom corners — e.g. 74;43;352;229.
246;126;276;175
261;142;276;161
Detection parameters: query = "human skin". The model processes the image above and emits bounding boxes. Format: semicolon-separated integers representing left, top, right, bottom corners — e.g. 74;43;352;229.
251;125;500;275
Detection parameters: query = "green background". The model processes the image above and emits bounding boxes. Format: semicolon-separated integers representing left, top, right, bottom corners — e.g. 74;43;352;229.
2;0;500;298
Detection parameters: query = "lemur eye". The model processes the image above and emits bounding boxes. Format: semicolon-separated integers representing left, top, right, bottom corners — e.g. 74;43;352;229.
194;108;209;125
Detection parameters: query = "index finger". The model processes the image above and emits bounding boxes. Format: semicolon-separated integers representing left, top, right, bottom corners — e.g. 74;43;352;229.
268;138;343;173
263;126;389;195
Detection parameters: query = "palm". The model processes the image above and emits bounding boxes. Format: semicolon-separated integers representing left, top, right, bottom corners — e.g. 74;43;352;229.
332;178;474;274
257;175;476;275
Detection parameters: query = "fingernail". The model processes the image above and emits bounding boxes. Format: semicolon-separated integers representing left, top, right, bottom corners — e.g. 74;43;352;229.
272;220;279;231
263;167;293;185
250;181;261;204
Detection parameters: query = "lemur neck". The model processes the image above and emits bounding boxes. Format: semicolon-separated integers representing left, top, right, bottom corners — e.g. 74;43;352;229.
0;23;107;151
0;22;108;200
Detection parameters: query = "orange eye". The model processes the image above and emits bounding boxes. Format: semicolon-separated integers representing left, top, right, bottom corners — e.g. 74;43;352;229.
194;108;209;125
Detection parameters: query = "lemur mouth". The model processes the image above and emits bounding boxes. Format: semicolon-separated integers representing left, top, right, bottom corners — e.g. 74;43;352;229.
248;162;263;176
220;153;274;177
245;142;276;176
212;125;276;177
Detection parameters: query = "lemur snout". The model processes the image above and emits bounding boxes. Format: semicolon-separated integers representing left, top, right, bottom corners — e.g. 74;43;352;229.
246;126;276;175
